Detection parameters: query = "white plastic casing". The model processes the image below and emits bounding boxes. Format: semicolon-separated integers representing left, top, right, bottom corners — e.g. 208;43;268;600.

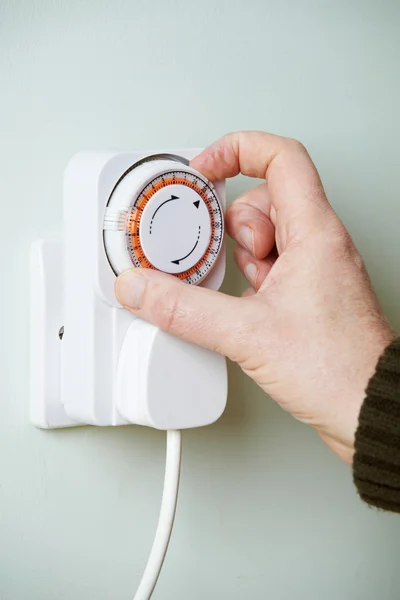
31;149;227;430
117;320;227;429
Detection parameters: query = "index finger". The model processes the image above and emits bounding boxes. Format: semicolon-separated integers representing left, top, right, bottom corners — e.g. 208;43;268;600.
190;131;329;217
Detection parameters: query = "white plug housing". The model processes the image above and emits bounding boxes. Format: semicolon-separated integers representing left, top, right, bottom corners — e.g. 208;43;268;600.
30;149;227;430
117;320;227;429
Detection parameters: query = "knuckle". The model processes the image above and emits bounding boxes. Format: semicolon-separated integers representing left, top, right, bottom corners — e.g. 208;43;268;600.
326;224;363;266
333;225;352;250
152;291;184;333
353;251;365;270
285;137;308;154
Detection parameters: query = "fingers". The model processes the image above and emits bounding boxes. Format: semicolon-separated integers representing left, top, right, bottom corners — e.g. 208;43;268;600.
234;245;276;291
241;287;256;298
229;181;275;220
115;268;254;363
226;183;276;260
191;131;333;237
192;131;290;180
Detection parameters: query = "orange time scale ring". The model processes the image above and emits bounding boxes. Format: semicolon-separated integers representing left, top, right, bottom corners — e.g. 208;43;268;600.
124;176;219;281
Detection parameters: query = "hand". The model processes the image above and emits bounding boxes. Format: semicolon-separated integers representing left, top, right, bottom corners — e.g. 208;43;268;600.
115;131;395;463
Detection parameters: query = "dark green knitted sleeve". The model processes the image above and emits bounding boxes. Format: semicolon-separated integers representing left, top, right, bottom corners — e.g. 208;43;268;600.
353;338;400;512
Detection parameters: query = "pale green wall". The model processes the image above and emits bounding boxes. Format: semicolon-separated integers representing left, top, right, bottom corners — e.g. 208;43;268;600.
1;1;400;598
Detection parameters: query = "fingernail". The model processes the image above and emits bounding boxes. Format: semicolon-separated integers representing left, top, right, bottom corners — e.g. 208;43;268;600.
238;227;254;254
244;262;258;286
115;270;147;310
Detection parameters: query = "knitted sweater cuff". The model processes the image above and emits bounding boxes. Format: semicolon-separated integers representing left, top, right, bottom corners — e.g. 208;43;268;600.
353;337;400;511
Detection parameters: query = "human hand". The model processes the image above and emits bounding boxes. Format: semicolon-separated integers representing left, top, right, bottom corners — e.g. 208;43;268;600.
115;131;395;463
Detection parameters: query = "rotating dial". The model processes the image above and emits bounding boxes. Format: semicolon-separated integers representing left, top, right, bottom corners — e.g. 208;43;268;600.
103;157;224;285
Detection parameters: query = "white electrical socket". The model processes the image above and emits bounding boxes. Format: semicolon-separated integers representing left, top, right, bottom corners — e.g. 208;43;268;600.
30;149;228;430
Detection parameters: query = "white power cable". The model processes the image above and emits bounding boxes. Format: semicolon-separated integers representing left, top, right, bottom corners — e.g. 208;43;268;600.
133;429;182;600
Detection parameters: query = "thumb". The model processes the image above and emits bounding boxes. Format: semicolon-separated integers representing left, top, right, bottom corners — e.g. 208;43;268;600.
115;268;250;361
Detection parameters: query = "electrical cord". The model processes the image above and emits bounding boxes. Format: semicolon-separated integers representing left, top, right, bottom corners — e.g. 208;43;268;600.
133;429;182;600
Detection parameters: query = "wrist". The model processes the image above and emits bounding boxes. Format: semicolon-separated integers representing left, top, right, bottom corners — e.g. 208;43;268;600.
320;324;396;463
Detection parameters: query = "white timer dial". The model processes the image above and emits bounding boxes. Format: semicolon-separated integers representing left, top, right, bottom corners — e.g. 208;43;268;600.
103;156;224;285
139;184;212;274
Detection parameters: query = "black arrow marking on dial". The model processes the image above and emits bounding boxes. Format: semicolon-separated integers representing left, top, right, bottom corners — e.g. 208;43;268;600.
149;195;179;234
193;200;200;209
171;226;201;265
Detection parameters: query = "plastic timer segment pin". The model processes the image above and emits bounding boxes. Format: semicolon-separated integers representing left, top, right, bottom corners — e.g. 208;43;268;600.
103;155;224;285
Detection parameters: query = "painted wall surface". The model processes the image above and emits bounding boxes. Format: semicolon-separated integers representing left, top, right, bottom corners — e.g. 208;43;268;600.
1;1;400;598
